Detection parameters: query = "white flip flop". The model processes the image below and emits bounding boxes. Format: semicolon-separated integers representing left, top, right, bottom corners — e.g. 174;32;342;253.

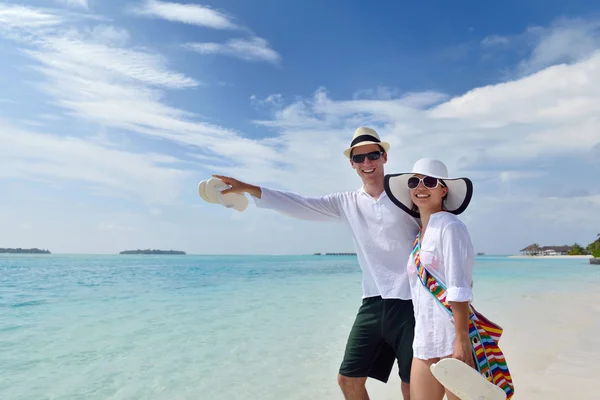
197;180;216;203
430;358;507;400
203;177;248;212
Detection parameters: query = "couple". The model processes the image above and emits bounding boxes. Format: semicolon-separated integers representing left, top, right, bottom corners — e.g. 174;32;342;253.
214;127;494;400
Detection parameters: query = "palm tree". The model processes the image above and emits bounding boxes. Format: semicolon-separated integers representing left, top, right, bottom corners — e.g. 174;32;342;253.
590;234;600;258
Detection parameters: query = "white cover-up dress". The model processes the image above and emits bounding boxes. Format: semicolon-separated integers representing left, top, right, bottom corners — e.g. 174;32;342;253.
406;211;475;360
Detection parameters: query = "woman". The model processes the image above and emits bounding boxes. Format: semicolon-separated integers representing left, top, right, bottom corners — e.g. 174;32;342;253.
384;158;512;400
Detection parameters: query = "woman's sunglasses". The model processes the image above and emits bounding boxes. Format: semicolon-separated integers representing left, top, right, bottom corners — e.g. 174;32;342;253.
351;151;383;163
407;176;446;190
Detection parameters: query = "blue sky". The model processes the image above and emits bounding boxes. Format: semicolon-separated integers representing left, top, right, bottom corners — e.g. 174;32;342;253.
1;0;599;254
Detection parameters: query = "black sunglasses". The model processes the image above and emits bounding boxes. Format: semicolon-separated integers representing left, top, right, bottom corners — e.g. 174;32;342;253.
407;176;446;190
351;151;383;163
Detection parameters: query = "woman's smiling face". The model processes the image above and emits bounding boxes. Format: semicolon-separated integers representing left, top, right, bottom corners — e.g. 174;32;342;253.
409;174;448;212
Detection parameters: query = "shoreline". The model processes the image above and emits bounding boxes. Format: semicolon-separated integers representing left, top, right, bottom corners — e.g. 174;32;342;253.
508;255;592;259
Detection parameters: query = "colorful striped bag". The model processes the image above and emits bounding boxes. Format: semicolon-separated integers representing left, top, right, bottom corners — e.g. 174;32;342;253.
411;234;515;399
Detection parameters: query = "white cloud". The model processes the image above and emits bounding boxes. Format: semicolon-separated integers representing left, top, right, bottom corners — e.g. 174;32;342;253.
0;120;190;204
0;3;63;29
426;51;600;160
132;1;280;64
97;222;136;231
0;8;273;150
185;37;281;64
525;195;600;229
241;49;600;202
519;18;600;74
250;93;284;109
480;16;600;75
481;34;510;47
351;87;450;109
84;24;130;45
0;4;284;203
132;0;238;30
149;208;162;216
1;5;599;254
56;0;89;9
24;35;198;89
498;171;545;183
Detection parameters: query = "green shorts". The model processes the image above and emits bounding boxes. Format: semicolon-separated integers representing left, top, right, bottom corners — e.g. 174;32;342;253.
339;296;415;383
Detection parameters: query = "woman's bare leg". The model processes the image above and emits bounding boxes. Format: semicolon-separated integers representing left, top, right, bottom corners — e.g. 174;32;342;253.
444;387;461;400
408;357;445;400
440;354;475;400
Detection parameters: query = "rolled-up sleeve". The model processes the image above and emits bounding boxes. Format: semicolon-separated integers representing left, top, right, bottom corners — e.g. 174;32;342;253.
441;221;474;302
252;187;343;221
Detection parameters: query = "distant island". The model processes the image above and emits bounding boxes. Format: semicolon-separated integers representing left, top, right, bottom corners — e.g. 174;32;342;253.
0;248;51;254
119;249;186;255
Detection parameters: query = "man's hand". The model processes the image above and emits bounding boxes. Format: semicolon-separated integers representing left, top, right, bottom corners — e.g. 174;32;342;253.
212;175;262;198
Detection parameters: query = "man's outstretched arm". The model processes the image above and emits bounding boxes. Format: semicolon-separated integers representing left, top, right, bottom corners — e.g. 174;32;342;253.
212;174;343;221
214;174;263;199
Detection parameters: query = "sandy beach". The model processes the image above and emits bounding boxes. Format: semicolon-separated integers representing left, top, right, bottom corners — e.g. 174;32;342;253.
508;254;592;259
362;286;600;399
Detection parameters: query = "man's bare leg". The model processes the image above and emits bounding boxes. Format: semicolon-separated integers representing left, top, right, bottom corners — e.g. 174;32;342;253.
401;381;411;400
338;374;369;400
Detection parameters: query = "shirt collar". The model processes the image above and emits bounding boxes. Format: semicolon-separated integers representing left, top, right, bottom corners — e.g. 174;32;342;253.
359;186;388;200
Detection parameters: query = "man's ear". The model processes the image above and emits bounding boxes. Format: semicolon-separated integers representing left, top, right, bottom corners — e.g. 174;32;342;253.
382;152;388;164
350;160;356;169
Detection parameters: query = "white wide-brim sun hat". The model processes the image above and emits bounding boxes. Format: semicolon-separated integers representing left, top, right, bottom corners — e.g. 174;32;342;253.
384;158;473;218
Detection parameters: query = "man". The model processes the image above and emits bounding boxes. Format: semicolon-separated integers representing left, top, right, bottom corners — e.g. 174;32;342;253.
213;127;420;400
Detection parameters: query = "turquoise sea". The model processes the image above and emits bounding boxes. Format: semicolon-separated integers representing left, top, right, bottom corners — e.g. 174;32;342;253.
2;254;599;400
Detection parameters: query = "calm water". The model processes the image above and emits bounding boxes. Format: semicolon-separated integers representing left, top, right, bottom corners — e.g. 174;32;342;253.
1;254;598;400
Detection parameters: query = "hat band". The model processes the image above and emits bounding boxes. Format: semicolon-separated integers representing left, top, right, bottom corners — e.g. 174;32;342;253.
350;134;381;147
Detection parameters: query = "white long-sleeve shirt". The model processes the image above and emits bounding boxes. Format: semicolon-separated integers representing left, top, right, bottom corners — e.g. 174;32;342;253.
252;186;420;300
407;211;474;359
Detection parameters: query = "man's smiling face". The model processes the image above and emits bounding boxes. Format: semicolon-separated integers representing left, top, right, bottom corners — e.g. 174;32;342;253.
350;144;387;185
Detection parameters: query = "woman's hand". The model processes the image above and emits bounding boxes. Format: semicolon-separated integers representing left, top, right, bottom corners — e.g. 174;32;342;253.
449;300;476;369
452;337;476;369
